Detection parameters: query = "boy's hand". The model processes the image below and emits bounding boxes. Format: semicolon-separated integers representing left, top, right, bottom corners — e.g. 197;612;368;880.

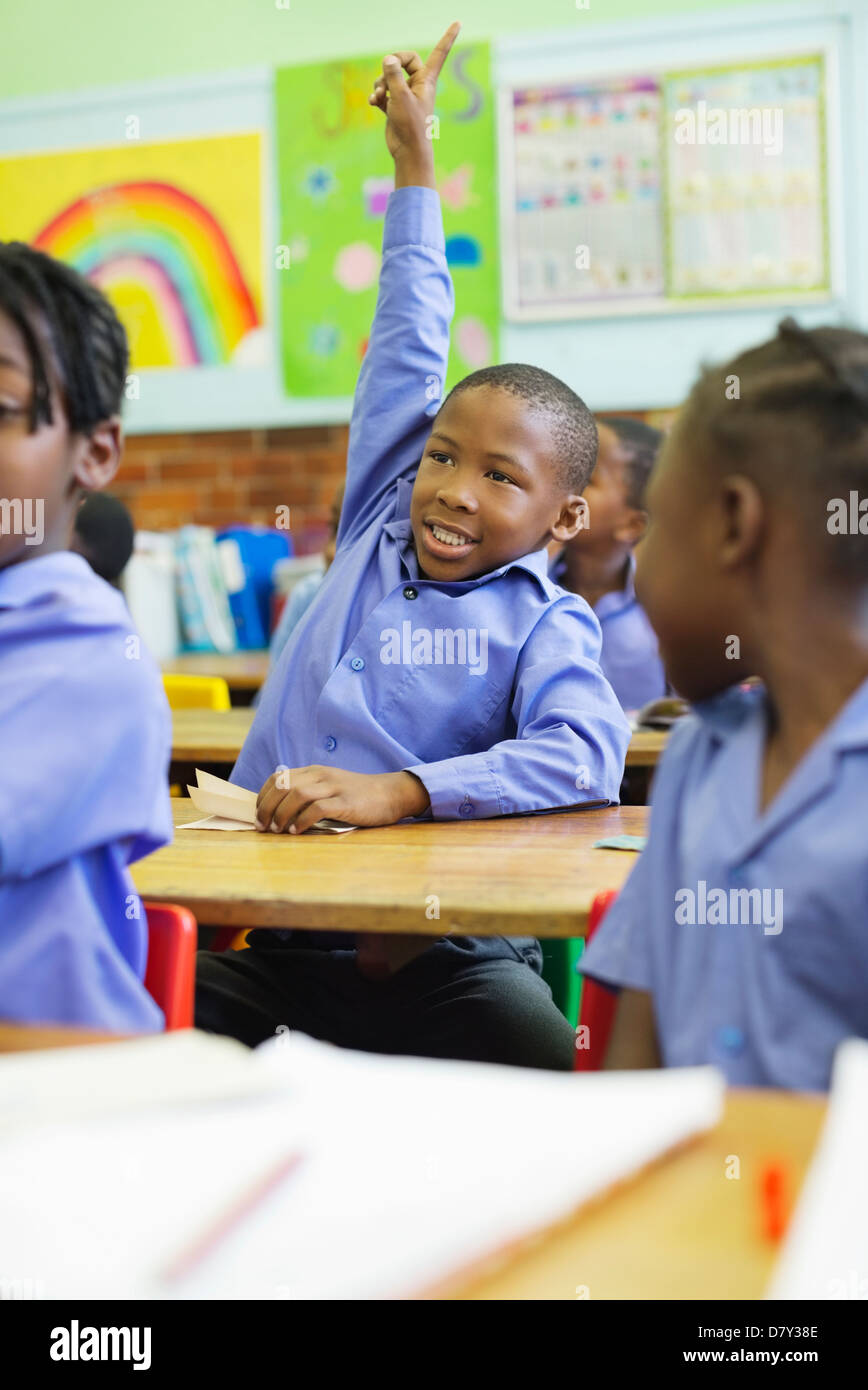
367;21;460;185
256;767;430;834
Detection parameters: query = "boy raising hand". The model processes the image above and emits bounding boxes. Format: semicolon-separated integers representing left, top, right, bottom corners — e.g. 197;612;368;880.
197;26;629;1069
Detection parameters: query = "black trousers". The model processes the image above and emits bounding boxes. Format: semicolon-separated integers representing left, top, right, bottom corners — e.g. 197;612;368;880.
194;934;576;1071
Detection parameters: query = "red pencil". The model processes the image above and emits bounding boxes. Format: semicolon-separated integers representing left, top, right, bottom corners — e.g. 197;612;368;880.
161;1151;306;1285
759;1160;788;1243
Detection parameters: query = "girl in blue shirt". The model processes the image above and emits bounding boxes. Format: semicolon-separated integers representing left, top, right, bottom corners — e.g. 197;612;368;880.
0;242;171;1031
582;319;868;1090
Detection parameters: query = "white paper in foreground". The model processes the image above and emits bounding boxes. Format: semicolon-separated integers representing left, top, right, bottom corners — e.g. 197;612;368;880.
0;1032;724;1300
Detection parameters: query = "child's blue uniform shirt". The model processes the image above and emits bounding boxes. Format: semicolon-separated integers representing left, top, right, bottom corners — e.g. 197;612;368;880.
552;552;666;712
0;552;172;1030
233;186;630;964
580;678;868;1089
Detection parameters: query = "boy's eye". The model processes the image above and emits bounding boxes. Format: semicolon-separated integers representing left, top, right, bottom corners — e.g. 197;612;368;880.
428;451;453;465
487;469;515;485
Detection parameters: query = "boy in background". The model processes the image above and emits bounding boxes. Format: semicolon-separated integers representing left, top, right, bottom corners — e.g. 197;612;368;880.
581;320;868;1090
196;26;630;1070
554;416;666;711
0;242;171;1031
72;491;135;589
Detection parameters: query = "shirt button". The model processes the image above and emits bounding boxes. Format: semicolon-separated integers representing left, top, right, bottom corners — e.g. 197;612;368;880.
716;1025;745;1056
324;736;337;752
403;586;418;600
350;657;365;671
458;798;475;818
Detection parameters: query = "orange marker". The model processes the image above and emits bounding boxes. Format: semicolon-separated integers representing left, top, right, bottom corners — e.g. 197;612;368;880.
759;1160;789;1242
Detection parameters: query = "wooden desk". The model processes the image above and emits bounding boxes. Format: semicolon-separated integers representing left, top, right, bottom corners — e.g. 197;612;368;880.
171;708;254;763
162;650;269;694
169;710;665;772
625;728;666;768
447;1089;826;1300
133;799;648;936
0;1023;125;1053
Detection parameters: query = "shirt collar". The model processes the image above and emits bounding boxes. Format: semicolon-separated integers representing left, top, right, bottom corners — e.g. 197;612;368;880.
691;675;868;753
383;477;559;597
0;551;94;610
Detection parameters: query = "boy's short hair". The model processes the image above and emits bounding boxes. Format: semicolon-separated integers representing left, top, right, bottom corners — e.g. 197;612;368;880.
438;363;598;493
598;415;663;509
0;241;128;433
73;493;135;585
684;318;868;580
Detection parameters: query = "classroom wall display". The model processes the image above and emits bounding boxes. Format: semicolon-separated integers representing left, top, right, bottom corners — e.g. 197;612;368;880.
500;52;831;321
275;43;498;396
0;134;265;369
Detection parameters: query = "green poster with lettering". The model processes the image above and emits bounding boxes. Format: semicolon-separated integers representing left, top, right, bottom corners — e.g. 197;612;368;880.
274;42;498;397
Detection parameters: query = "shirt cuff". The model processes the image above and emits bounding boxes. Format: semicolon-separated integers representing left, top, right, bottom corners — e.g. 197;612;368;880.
383;185;445;256
404;754;504;821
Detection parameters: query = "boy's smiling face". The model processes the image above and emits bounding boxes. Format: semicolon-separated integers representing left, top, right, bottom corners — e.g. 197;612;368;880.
0;309;121;570
410;385;586;581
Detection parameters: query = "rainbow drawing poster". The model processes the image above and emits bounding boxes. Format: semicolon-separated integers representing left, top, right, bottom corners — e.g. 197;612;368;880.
275;43;498;396
0;133;265;369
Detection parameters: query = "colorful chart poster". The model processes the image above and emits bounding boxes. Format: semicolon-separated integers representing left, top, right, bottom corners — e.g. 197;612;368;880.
501;52;830;320
275;43;498;397
663;56;829;299
0;134;265;369
507;76;664;315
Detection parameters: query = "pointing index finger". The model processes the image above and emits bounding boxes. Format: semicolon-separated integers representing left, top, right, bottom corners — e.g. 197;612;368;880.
425;21;461;80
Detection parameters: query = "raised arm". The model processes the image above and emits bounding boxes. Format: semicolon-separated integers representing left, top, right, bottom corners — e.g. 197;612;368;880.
338;25;460;548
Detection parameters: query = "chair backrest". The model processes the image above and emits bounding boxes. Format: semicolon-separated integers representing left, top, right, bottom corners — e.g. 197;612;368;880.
575;890;620;1072
162;673;231;711
144;902;198;1030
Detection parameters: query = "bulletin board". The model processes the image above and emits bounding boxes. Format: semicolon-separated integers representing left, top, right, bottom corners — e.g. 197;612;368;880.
274;42;499;396
500;51;832;321
0;134;266;370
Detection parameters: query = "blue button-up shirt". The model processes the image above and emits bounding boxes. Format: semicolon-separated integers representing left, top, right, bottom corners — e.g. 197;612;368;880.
0;552;172;1030
580;679;868;1090
234;186;630;829
552;552;666;712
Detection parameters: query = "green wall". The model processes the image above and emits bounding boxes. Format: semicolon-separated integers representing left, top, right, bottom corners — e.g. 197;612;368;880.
4;0;791;100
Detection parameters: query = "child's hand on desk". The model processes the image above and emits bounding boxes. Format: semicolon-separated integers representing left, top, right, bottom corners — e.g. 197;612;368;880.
255;767;430;834
367;21;460;185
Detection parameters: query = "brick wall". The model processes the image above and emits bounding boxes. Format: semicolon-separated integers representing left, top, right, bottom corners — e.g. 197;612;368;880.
117;424;349;555
114;406;677;554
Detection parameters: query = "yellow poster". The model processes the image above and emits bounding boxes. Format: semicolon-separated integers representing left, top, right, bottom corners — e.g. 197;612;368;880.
0;133;264;368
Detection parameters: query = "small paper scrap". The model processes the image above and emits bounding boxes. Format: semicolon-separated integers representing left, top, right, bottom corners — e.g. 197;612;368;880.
181;770;357;834
593;835;647;852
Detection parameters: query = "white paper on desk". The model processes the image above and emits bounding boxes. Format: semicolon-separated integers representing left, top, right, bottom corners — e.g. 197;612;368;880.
0;1034;723;1300
184;769;357;832
767;1038;868;1300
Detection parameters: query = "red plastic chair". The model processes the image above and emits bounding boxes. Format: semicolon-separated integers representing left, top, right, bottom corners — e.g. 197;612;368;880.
575;889;620;1071
144;902;198;1030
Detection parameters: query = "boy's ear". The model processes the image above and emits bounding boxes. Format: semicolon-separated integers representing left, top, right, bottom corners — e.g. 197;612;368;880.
719;474;765;569
613;507;647;548
72;417;123;492
550;493;588;544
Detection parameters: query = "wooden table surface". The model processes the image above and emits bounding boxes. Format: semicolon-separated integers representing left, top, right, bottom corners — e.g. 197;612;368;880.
162;650;269;691
0;1023;125;1053
171;708;256;761
170;707;667;770
133;798;648;935
446;1088;826;1300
